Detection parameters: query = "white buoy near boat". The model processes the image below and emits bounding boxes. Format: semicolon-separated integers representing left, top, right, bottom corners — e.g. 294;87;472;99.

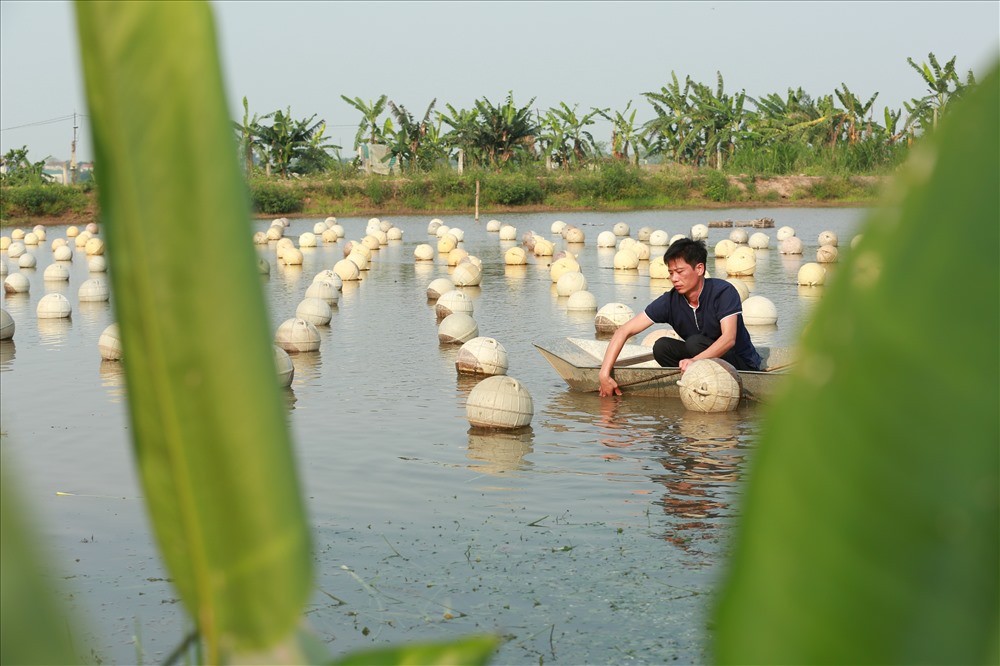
743;295;778;325
566;290;598;311
649;256;670;279
678;358;742;413
726;278;750;301
438;313;479;344
37;293;72;319
466;375;533;430
98;323;123;360
595;303;635;333
456;337;508;376
275;318;321;352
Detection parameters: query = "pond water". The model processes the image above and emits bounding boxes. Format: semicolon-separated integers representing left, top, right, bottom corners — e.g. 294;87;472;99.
1;207;868;664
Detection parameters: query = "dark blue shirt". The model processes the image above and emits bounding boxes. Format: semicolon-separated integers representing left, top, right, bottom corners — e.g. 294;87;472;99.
644;278;762;369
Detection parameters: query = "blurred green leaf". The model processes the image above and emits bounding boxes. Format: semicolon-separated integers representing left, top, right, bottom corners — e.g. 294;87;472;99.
75;1;311;660
713;65;999;663
0;471;81;665
332;635;499;666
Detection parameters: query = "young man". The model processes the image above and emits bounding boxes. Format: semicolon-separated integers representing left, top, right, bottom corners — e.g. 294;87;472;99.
598;238;762;397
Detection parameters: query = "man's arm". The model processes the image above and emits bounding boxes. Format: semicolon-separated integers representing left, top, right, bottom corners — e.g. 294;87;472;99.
598;312;655;396
678;312;737;371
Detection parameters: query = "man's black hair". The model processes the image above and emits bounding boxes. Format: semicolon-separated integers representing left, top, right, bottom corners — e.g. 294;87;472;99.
663;238;708;268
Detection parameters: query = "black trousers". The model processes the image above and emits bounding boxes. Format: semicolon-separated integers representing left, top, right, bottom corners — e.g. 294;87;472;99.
652;334;758;371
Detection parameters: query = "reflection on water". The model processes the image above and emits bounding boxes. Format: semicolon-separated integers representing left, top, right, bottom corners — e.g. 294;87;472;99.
289;350;322;385
651;410;750;555
77;300;111;327
454;373;482;401
0;340;15;370
503;265;528;282
612;270;640;286
466;426;534;475
43;280;70;296
413;262;434;277
746;323;780;348
37;318;72;346
797;285;824;302
283;386;298;412
98;359;127;403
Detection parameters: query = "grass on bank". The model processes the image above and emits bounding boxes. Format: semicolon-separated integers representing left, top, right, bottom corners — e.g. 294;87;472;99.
1;162;888;226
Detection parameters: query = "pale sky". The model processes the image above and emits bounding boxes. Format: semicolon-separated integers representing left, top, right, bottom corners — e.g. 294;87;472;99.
1;1;997;162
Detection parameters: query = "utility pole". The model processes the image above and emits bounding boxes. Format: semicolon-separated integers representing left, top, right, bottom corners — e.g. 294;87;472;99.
70;112;79;184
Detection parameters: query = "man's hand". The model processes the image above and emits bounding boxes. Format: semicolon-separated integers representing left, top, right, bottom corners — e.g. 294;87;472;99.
679;358;694;372
599;373;622;397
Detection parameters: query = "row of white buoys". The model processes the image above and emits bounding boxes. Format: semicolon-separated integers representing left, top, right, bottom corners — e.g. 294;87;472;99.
99;323;123;360
275;317;320;352
595;303;634;334
438;313;478;344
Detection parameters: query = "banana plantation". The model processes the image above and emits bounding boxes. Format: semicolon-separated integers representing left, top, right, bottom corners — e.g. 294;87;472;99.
234;53;976;179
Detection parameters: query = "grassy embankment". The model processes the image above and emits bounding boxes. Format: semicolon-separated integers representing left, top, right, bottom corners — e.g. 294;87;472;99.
0;163;886;227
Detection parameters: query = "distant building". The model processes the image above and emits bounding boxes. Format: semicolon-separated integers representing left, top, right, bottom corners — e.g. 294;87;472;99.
41;158;94;184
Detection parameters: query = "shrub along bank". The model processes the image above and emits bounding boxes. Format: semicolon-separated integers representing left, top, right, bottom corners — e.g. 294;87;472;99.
1;165;885;225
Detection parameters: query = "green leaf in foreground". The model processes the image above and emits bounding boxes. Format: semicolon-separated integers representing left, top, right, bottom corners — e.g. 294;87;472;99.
713;65;999;663
75;1;311;660
332;636;499;666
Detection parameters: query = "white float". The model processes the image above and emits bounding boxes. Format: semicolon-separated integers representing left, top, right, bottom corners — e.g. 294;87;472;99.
414;244;435;261
299;232;317;248
597;231;616;247
44;263;70;281
551;220;567;235
4;273;29;294
452;261;483;287
613;249;639;270
456;337;508;376
776;226;796;241
779;237;804;255
387;227;403;241
0;309;15;340
817;244;839;263
649;256;671;279
435;290;473;319
10;229;24;240
797;262;826;286
678;359;742;413
333;259;361;281
274;345;294;387
466;376;534;430
18;253;36;269
563;226;585;244
98;323;123;360
595;303;635;333
437;234;458;255
556;271;588;297
648;230;669;246
742;295;778;325
690;224;709;240
428;218;443;234
6;242;25;259
613;222;630;237
24;232;39;246
304;280;339;305
504;247;527;265
726;278;750;301
275;318;321;352
550;256;581;282
748;232;770;249
726;246;757;277
78;278;110;302
566;290;598;311
818;230;839;247
295;297;333;326
66;226;80;238
498;225;517;241
438;313;479;344
427;277;455;300
714;239;736;258
729;229;749;244
37;293;72;319
313;222;327;235
253;231;268;245
86;223;99;235
312;270;343;290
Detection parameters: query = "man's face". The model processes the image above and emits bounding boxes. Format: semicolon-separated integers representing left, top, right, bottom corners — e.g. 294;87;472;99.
666;257;705;296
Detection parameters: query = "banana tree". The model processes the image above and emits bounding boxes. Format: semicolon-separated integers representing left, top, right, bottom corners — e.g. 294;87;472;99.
439;104;482;169
682;72;748;169
546;102;607;168
834;83;879;145
233;96;263;174
906;52;973;131
642;72;695;164
472;92;538;169
340;94;389;148
385;99;436;171
602;101;640;165
255;108;328;178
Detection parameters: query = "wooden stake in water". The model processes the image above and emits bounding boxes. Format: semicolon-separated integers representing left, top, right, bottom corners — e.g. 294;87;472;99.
475;179;480;222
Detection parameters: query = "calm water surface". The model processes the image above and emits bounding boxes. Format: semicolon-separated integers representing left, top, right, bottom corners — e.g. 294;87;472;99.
1;207;868;664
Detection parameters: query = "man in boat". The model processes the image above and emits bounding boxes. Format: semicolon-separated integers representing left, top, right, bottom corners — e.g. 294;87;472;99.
598;238;763;397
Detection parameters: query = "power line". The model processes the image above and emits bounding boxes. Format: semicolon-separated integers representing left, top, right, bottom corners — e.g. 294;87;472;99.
1;113;88;132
